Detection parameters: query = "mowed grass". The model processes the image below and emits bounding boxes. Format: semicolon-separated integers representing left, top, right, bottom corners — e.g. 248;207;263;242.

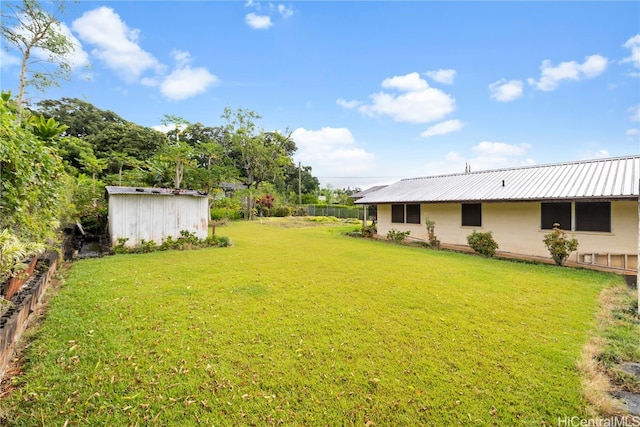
1;219;622;426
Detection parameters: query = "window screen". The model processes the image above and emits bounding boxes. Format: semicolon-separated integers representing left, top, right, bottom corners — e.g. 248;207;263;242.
541;202;571;230
461;203;482;227
406;204;421;224
575;202;611;232
391;204;404;223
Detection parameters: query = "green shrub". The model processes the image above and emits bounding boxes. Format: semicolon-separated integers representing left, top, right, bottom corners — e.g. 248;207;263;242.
387;228;410;243
271;206;292;217
0;229;45;283
211;207;242;221
113;237;129;254
292;206;307;217
425;217;440;249
361;224;377;238
467;231;498;257
113;231;231;254
543;224;578;266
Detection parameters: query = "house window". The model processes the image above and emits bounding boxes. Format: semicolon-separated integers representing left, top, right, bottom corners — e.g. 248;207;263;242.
391;204;421;224
541;202;572;230
575;202;611;232
461;203;482;227
391;204;405;223
540;201;611;233
406;204;421;224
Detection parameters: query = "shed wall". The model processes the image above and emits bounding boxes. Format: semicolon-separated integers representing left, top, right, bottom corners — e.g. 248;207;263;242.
108;194;208;247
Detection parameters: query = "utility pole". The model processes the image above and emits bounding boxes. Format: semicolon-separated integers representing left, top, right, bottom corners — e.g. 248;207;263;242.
298;162;302;206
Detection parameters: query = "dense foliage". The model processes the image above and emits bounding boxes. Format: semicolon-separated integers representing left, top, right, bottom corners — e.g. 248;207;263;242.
34;98;326;225
0;93;69;243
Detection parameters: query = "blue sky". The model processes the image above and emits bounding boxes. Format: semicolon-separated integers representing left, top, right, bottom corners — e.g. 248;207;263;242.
1;1;639;189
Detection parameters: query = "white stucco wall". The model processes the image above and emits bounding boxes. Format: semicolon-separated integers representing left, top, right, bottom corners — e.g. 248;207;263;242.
108;194;209;247
376;201;638;267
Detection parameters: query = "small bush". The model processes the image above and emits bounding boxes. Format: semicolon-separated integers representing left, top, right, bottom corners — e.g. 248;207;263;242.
271;206;292;217
361;224;377;238
292;207;307;217
387;228;410;243
113;231;230;254
211;207;242;221
113;237;129;254
467;231;498;257
543;224;578;266
425;217;440;249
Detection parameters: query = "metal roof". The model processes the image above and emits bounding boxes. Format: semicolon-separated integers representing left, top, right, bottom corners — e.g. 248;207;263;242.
105;186;208;197
350;185;388;199
355;156;640;204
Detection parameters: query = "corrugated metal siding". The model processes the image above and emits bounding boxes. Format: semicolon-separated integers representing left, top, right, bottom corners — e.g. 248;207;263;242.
356;156;640;204
108;193;209;247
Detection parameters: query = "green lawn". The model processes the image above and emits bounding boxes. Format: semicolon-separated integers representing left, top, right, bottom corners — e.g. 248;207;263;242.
1;219;623;426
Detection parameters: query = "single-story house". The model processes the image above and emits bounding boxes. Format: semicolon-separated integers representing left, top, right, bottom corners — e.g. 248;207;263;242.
105;186;209;248
354;156;639;271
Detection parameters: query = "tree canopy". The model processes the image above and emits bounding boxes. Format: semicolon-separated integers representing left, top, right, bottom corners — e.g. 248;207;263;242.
1;0;80;110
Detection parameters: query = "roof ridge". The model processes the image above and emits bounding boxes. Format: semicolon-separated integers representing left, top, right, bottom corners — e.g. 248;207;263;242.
400;155;640;182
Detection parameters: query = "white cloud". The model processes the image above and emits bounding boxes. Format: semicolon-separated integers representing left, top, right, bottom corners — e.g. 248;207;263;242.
421;146;536;177
468;142;534;172
578;149;610;160
527;54;608;91
336;98;361;109
293;127;355;148
621;33;640;69
278;4;294;18
627;104;640;122
292;127;375;181
171;50;191;68
0;51;20;69
357;72;456;123
72;7;216;100
473;141;531;157
424;69;456;85
72;7;163;83
160;66;219;101
489;79;523;102
420;119;465;138
152;123;187;133
245;13;272;29
45;22;89;69
381;72;428;91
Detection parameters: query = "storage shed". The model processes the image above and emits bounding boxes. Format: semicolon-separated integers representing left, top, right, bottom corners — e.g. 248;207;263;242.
105;186;209;248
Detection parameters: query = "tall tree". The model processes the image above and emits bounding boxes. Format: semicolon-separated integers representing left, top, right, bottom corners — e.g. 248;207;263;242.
282;163;320;201
221;107;297;219
36;97;124;138
36;98;166;163
1;0;80;111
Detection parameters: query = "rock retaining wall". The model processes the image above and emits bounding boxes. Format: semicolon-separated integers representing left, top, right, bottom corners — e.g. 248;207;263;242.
0;252;58;377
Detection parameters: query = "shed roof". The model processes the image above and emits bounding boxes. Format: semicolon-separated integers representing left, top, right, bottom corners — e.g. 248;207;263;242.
105;186;208;197
355;156;640;204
